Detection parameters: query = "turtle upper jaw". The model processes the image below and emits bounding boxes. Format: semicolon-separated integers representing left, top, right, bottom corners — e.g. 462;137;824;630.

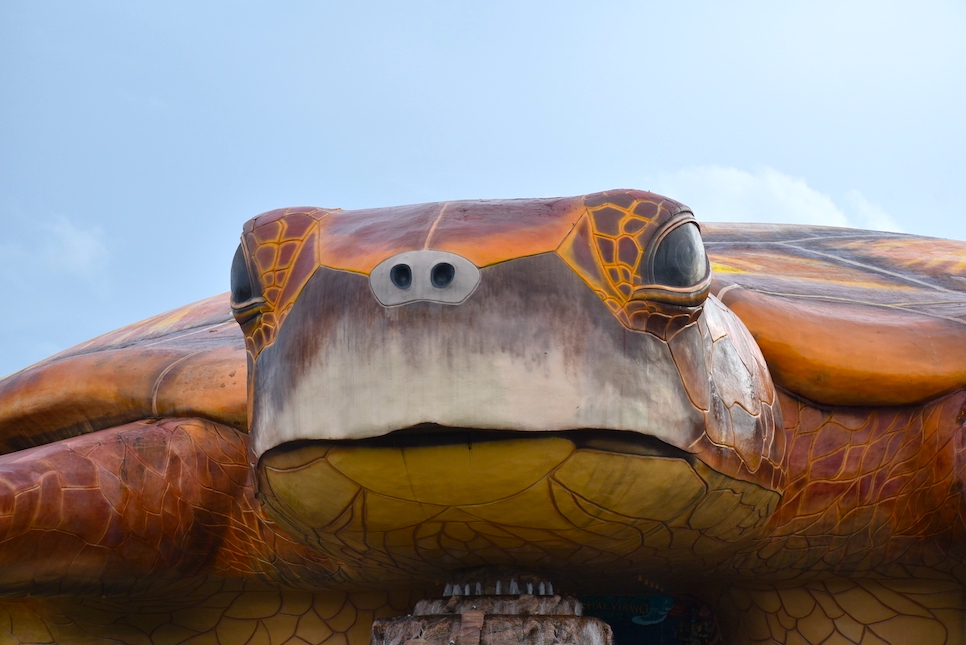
248;253;707;462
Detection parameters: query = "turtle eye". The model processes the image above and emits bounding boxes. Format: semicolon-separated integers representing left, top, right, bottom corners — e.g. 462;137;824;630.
231;243;266;323
231;244;265;325
651;222;709;288
230;244;255;304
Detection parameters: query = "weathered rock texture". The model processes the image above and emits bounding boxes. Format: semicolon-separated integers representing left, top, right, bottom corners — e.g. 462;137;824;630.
371;594;612;645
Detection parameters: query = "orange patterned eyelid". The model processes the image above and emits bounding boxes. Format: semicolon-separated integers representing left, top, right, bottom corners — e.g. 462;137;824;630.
557;191;699;335
239;207;334;359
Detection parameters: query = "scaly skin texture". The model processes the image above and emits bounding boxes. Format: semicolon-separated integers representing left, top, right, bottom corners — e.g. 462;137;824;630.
0;419;425;643
557;191;708;329
706;389;966;644
239;207;333;360
710;578;965;645
0;418;339;595
746;390;966;579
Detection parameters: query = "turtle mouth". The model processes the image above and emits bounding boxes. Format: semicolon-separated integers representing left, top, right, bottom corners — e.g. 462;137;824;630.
255;426;780;585
269;423;694;459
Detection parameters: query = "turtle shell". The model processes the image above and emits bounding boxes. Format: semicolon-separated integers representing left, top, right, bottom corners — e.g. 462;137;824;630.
1;199;964;454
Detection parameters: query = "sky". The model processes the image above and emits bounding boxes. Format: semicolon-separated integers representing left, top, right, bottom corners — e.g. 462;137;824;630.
1;1;965;377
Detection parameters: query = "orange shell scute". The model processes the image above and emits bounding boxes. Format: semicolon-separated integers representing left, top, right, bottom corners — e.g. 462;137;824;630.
311;196;588;273
704;222;966;406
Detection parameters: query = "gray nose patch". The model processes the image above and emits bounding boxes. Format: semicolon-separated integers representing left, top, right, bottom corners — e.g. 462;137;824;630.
370;250;481;306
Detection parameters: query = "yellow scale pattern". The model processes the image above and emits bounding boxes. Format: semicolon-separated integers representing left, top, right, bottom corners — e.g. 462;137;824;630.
710;578;965;645
258;439;779;586
0;581;422;645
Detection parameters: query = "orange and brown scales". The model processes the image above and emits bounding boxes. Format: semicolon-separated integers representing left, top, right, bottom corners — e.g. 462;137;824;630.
237;189;692;359
0;418;340;595
736;389;966;577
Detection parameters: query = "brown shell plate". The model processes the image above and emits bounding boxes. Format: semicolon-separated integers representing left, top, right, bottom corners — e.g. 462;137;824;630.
0;294;247;453
704;223;966;406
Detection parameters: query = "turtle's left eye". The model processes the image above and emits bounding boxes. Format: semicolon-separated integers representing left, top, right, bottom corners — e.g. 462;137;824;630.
230;243;265;325
651;222;709;288
231;244;255;304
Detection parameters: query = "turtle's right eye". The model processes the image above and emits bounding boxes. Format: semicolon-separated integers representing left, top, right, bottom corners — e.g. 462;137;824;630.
651;222;709;289
635;215;712;308
230;244;264;322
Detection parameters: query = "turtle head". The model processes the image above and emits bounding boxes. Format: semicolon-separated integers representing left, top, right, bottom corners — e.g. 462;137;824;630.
230;190;784;586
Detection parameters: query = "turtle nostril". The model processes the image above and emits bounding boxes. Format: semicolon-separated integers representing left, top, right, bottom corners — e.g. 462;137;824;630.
431;262;455;288
390;264;412;290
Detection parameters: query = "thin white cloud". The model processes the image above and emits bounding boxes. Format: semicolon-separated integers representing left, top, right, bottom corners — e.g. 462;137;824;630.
0;215;111;299
843;189;903;232
0;214;114;377
650;166;902;233
41;217;111;279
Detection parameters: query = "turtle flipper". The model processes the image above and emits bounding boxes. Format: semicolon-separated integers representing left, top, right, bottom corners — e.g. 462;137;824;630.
704;224;966;406
0;418;337;596
0;294;248;455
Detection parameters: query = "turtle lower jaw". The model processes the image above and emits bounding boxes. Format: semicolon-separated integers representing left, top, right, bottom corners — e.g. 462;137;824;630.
255;427;780;586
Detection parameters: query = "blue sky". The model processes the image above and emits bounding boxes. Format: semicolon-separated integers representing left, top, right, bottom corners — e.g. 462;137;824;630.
1;1;964;377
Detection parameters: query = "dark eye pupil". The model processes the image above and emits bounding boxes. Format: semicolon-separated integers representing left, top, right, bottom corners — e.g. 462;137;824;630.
390;264;413;289
651;223;708;288
230;244;254;303
431;262;455;288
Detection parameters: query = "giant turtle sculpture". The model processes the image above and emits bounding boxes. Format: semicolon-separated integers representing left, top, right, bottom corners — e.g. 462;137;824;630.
0;189;964;645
